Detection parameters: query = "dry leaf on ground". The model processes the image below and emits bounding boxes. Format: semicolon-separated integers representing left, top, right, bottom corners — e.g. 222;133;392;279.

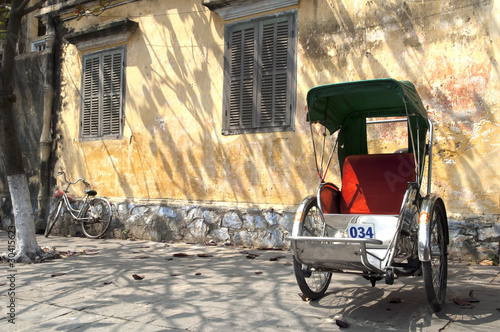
173;253;190;257
453;297;472;306
51;273;66;277
336;319;350;328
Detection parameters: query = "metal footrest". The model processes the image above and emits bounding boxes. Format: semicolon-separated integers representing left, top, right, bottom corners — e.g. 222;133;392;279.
288;236;385;273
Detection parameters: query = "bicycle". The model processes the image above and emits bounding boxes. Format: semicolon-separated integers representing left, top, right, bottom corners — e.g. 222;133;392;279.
45;171;112;239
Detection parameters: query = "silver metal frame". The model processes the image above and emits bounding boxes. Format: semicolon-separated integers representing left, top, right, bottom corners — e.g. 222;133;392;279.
289;115;439;278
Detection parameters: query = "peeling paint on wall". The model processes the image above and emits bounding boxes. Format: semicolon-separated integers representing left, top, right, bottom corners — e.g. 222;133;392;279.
50;0;499;226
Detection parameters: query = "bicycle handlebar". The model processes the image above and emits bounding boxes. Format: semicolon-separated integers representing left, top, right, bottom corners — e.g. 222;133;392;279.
57;171;91;191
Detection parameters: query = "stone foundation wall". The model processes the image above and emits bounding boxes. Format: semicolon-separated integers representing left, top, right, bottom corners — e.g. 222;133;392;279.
45;200;295;249
32;199;500;262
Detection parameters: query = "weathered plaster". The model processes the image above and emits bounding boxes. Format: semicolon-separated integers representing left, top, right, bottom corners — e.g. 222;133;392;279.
33;0;499;258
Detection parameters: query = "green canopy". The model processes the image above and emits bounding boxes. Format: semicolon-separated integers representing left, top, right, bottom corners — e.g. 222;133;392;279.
306;79;429;172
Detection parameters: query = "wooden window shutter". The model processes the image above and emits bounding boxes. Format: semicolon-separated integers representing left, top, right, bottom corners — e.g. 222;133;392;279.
80;46;125;140
82;55;100;138
222;11;296;135
259;16;290;128
102;50;123;136
227;24;256;130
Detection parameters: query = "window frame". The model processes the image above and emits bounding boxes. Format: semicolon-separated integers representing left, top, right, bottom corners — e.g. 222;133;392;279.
222;10;297;135
79;45;126;141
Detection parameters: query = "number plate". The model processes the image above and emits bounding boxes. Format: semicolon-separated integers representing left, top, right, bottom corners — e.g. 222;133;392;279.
347;223;375;239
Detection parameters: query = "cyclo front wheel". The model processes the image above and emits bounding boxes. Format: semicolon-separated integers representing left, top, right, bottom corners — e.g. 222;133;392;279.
292;197;332;300
422;199;448;312
45;200;63;237
81;197;112;238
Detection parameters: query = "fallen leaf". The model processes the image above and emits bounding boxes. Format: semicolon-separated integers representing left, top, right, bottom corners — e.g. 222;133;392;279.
0;283;6;286
170;273;181;276
255;271;263;274
453;297;472;306
104;281;113;285
132;274;144;280
165;257;173;261
240;250;249;254
186;242;197;245
479;259;494;266
131;256;150;259
51;273;66;277
335;319;349;328
195;272;202;276
85;251;99;256
138;246;150;248
173;253;190;257
465;290;480;303
270;255;286;261
298;293;309;302
389;297;402;303
283;262;293;266
197;254;213;258
246;254;259;259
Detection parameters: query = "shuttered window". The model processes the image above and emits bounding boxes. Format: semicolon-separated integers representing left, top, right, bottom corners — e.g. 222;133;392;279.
222;11;297;135
80;46;125;140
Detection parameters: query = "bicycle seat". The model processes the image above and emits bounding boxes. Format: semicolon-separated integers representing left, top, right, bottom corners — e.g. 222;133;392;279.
85;190;97;196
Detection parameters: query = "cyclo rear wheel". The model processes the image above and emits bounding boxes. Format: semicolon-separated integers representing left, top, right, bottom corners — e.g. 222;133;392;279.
292;197;332;300
81;197;112;238
45;200;63;237
422;199;448;312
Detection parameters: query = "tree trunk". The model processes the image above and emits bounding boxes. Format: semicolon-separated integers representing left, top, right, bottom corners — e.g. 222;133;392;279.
0;2;44;262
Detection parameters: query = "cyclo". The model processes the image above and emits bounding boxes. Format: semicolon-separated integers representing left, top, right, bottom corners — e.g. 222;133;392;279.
288;79;449;312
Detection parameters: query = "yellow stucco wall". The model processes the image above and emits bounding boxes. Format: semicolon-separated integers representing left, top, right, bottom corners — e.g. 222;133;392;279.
54;0;499;219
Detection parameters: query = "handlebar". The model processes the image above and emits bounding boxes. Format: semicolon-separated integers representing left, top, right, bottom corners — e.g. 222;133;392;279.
57;171;91;191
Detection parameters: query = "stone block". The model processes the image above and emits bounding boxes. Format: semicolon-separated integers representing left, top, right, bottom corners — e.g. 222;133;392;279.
187;207;204;221
187;219;209;240
233;230;253;247
280;213;294;232
477;224;500;242
265;210;278;226
203;210;221;225
210;227;230;242
222;211;242;229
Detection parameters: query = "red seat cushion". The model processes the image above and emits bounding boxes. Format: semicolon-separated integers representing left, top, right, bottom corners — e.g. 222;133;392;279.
340;153;416;214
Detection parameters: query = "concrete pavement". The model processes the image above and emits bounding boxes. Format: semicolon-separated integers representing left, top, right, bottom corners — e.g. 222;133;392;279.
0;231;499;331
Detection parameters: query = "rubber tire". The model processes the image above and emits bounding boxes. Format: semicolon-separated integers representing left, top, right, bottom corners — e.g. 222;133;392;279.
45;200;63;237
292;197;332;300
81;197;112;239
422;199;448;312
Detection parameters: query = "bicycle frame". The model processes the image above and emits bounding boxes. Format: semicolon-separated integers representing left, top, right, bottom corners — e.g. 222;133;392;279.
58;191;91;220
55;174;93;221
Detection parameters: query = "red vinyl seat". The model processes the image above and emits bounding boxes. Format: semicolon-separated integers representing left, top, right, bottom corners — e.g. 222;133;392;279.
340;153;416;215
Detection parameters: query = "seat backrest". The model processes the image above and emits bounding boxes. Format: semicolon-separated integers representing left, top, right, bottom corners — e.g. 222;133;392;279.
340;153;416;215
320;183;341;214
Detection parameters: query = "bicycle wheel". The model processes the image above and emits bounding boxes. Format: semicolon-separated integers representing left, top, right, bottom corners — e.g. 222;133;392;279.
422;199;448;312
81;197;112;238
292;197;332;300
45;200;63;237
